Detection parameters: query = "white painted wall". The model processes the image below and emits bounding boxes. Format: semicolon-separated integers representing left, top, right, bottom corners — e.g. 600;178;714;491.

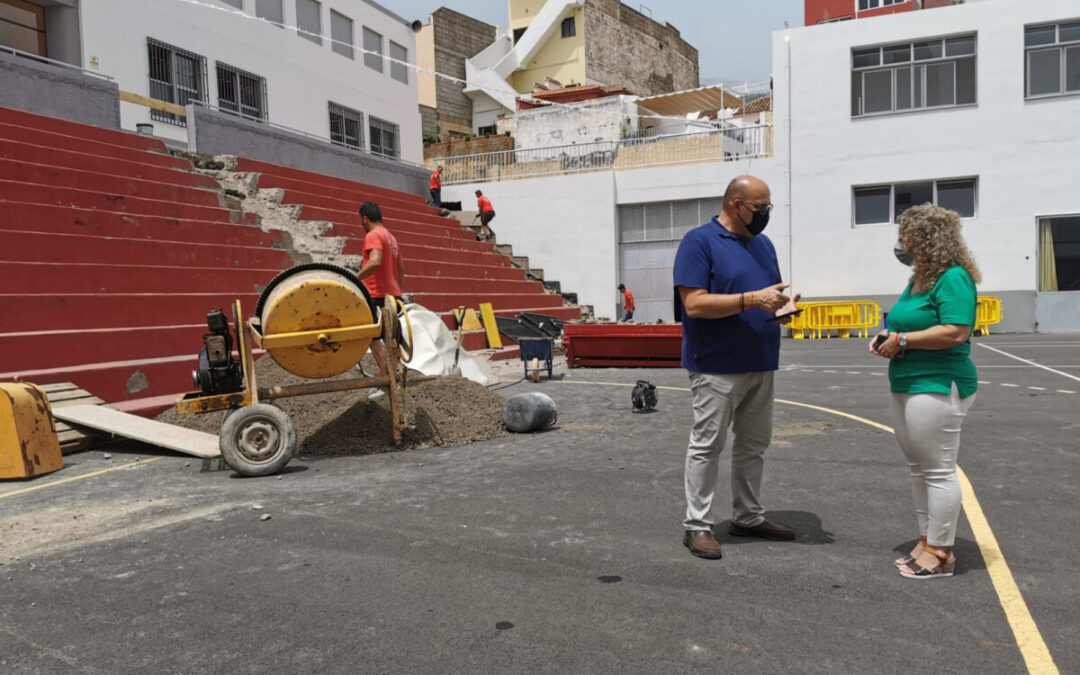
774;0;1080;317
444;172;617;316
78;0;423;163
514;95;635;151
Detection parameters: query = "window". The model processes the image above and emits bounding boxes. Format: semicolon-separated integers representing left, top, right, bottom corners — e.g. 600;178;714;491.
477;124;497;136
296;0;321;45
216;62;267;121
0;0;46;56
255;0;284;25
363;27;383;72
147;39;207;127
818;16;852;24
512;27;526;44
328;102;363;150
1025;21;1080;98
1039;216;1080;292
853;178;976;225
561;17;576;39
858;0;905;10
330;10;353;59
220;0;242;8
852;34;976;116
389;41;408;83
369;116;399;158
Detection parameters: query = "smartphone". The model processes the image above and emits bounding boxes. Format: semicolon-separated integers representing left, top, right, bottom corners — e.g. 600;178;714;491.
766;308;804;322
872;333;889;349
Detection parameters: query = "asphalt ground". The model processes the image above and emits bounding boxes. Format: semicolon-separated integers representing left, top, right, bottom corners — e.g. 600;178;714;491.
1;334;1076;674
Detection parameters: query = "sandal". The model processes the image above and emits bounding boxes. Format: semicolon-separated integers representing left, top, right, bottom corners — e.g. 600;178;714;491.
894;536;926;568
898;544;955;579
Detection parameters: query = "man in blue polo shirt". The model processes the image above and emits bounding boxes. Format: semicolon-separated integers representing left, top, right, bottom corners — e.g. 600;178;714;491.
674;175;801;560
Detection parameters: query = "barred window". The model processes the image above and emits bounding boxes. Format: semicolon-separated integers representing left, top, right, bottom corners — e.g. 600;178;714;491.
329;102;363;150
147;39;207;127
369;116;399;158
216;62;268;122
852;34;976;117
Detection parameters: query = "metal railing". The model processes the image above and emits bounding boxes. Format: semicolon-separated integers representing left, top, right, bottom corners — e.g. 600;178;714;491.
440;124;773;185
0;44;114;81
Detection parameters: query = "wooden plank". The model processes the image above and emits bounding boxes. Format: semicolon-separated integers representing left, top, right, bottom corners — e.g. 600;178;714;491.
50;396;106;408
479;302;503;349
118;90;187;117
53;405;220;459
41;382;79;394
48;390;101;403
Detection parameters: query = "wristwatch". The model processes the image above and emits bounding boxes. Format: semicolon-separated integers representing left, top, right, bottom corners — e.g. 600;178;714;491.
897;333;908;351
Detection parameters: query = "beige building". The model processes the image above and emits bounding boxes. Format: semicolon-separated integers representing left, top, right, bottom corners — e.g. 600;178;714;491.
465;0;699;133
416;8;497;141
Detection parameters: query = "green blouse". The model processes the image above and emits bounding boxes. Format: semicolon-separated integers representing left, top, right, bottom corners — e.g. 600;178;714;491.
886;266;978;399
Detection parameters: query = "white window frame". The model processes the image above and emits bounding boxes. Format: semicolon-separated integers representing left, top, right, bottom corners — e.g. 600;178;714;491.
363;27;383;73
1024;20;1080;99
855;0;907;14
852;177;978;227
216;62;268;122
328;101;363;150
852;33;977;118
369;116;399;158
295;0;322;45
330;9;353;59
389;41;408;83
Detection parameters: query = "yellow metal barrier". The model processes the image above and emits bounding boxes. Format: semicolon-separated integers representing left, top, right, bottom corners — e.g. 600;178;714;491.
788;301;882;339
976;296;1002;335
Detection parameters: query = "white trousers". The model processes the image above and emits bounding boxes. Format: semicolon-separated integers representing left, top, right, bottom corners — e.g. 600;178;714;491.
684;371;774;531
889;385;975;547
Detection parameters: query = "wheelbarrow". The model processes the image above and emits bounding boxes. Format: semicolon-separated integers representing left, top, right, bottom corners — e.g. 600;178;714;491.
519;337;554;383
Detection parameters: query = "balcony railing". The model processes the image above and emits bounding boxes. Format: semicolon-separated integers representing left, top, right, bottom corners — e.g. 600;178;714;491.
439;124;773;185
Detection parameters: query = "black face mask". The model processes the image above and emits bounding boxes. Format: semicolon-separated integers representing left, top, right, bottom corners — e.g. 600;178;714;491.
894;241;914;266
740;203;770;236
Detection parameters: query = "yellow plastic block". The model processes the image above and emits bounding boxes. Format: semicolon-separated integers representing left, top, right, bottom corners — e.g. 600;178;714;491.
461;308;483;331
0;382;63;479
479;302;502;349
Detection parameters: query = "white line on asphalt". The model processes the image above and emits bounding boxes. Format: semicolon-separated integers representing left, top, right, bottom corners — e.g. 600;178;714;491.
977;343;1080;384
822;369;837;373
1028;387;1047;391
979;380;991;384
846;371;861;375
1058;390;1076;395
1001;383;1020;388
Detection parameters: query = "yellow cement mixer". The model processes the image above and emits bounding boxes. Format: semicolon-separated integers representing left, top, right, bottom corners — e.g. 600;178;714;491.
175;263;417;477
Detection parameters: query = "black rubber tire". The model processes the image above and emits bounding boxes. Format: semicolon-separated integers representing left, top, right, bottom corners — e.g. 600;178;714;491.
219;403;297;477
254;262;373;320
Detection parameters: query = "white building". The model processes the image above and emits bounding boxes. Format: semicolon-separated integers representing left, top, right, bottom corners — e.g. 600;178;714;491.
5;0;423;163
444;0;1080;332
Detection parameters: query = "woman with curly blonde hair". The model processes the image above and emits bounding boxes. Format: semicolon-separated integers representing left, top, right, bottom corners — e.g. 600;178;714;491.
870;203;981;579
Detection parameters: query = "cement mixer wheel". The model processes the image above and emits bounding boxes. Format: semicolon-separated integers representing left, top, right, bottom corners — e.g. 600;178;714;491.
219;403;297;477
254;262;373;321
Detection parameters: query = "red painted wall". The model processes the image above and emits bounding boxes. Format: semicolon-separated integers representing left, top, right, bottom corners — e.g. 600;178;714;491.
805;0;926;26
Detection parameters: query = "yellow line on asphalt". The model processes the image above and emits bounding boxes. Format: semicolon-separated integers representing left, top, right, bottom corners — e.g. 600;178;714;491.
552;379;1059;674
0;457;165;501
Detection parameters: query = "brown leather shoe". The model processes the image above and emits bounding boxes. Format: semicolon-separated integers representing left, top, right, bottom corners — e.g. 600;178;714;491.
683;530;723;559
728;520;796;541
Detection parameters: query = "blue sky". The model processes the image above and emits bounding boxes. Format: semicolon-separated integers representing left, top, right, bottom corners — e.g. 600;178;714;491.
388;0;804;86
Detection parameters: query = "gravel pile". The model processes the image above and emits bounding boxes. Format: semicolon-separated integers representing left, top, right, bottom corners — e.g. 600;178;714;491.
157;356;507;455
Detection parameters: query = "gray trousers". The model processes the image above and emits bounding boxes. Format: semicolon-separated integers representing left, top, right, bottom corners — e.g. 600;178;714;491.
890;385;974;547
684;370;774;531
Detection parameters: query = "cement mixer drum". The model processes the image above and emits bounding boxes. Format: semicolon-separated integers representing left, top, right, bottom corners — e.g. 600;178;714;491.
255;263;376;379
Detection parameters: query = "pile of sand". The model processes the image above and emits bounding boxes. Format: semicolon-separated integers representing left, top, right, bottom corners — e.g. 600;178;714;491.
157;356;507;455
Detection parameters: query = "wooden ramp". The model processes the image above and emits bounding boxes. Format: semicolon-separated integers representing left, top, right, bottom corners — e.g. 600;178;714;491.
42;382;106;454
52;405;220;459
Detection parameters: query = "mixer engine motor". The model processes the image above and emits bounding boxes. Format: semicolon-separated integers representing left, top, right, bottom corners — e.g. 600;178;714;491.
193;309;245;395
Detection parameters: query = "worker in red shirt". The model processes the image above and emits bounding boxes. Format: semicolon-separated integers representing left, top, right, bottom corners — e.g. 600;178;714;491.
619;283;635;322
429;165;442;208
355;201;405;399
475;189;496;241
